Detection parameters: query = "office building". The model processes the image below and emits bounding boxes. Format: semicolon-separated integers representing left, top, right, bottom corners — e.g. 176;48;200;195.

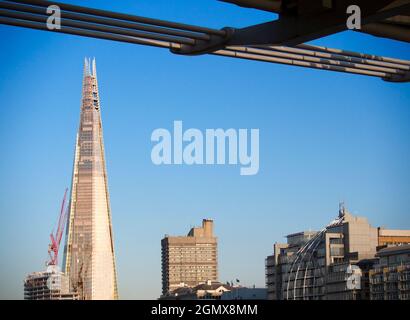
369;245;410;300
160;280;230;300
62;58;118;300
221;287;267;300
161;219;218;295
24;266;78;300
266;204;410;300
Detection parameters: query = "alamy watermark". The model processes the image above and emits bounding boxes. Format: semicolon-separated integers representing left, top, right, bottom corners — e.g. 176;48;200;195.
346;5;361;30
46;5;61;30
151;121;259;176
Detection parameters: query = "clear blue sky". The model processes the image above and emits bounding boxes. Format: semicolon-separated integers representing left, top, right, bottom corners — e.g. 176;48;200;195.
0;1;409;299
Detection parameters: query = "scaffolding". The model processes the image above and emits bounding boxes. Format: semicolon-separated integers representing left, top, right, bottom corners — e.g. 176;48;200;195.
24;265;78;300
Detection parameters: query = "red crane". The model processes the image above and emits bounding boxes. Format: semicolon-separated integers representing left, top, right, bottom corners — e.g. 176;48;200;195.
48;188;69;266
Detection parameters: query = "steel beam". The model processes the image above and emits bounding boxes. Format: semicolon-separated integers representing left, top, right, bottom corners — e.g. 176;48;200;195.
7;0;226;36
227;0;410;46
0;1;211;41
360;22;410;43
0;0;408;82
0;9;197;45
0;16;179;49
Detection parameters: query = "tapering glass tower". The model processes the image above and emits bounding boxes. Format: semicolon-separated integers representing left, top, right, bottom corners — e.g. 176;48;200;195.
62;58;118;300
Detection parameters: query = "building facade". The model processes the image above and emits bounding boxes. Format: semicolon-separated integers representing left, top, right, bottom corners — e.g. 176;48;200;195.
161;219;218;295
24;266;78;300
160;281;230;300
266;204;410;300
221;287;267;300
62;58;118;300
369;245;410;300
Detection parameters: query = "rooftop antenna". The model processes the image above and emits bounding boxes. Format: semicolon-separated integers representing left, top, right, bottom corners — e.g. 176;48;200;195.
339;201;346;218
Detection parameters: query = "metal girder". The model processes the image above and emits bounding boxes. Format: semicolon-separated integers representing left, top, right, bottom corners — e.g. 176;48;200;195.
174;0;410;55
170;27;234;55
226;0;410;47
219;0;283;13
4;0;226;36
0;0;409;82
360;22;410;43
0;1;212;41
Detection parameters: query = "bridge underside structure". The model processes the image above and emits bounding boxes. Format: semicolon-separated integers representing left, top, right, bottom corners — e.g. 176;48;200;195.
0;0;409;82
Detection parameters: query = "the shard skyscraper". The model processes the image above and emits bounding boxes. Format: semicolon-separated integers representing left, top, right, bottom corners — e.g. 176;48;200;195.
62;58;118;300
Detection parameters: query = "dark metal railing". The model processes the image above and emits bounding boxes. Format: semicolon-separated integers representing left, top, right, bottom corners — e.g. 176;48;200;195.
0;0;409;82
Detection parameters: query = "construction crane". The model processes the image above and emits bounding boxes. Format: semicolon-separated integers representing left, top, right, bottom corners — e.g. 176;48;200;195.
47;188;69;266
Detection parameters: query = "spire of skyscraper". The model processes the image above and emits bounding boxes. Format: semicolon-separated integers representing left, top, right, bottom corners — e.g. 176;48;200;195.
62;58;118;300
